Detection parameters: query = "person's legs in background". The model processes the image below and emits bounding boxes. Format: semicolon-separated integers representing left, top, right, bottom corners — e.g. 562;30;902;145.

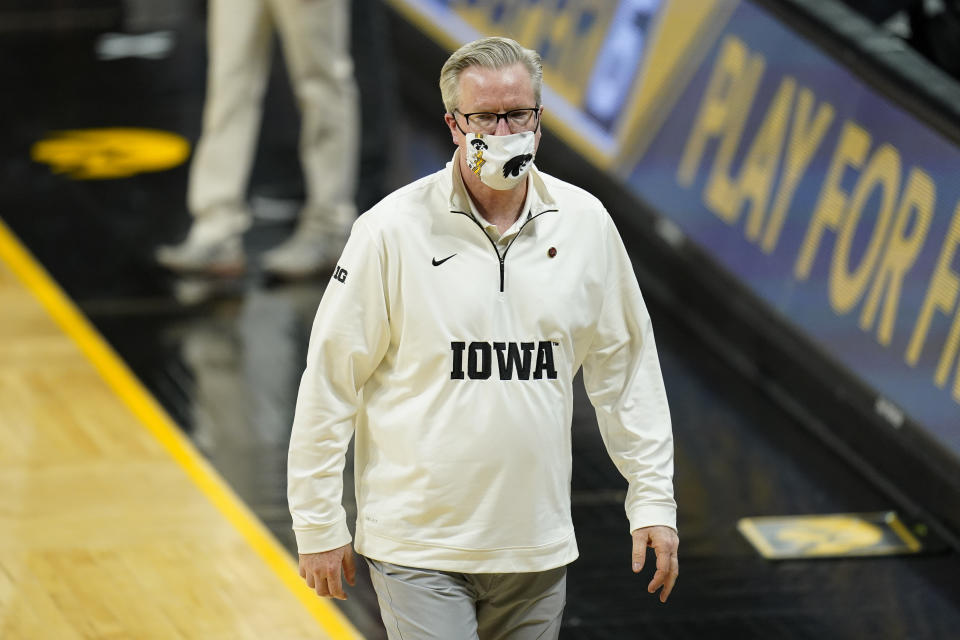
156;0;273;274
260;0;359;279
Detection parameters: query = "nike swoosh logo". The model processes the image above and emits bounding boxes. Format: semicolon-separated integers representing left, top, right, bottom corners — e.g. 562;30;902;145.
432;254;457;266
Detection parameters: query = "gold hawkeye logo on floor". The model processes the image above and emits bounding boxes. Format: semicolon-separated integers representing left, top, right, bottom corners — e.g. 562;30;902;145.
737;511;924;559
31;127;190;179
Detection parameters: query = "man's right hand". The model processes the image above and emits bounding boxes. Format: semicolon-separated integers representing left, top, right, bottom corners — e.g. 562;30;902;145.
299;543;356;600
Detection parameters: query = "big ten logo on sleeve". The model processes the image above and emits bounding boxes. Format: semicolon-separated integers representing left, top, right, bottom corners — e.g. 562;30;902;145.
333;265;348;283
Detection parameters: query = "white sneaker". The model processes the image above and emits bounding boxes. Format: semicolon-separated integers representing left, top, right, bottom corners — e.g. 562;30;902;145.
155;215;248;276
260;231;345;280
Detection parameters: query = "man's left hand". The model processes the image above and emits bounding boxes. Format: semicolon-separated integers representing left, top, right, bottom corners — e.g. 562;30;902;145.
631;525;679;603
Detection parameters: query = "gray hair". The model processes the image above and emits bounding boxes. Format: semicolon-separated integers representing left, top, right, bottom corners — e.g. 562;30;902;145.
439;36;543;113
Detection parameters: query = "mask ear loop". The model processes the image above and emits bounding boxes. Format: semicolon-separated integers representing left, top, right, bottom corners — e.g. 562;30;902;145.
452;112;470;136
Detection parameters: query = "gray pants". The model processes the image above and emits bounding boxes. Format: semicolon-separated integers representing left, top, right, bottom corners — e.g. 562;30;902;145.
365;558;567;640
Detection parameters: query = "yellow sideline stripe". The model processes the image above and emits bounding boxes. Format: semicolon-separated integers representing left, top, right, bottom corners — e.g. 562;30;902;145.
0;217;363;640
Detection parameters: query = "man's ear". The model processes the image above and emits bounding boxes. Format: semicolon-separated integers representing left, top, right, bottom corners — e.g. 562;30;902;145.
444;113;460;146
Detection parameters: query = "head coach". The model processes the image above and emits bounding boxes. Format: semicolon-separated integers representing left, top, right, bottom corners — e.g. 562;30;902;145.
288;35;679;639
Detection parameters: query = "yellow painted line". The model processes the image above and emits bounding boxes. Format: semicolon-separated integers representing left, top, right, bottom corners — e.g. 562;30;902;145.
885;512;923;553
0;217;363;640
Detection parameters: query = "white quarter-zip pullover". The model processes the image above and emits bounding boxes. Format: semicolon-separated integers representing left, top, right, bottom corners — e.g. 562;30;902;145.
288;152;676;572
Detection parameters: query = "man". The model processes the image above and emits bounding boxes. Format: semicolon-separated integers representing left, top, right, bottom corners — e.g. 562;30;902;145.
288;36;678;638
155;0;357;279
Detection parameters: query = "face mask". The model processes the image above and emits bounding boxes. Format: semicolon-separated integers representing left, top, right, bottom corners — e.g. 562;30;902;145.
464;132;535;190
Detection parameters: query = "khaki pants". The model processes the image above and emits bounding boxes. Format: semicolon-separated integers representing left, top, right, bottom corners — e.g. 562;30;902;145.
188;0;358;236
366;558;567;640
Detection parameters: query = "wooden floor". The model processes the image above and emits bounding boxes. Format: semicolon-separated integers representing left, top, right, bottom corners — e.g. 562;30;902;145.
0;220;361;639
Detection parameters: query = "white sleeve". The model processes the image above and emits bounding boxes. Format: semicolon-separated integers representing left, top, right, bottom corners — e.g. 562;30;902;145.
581;214;677;533
287;220;390;553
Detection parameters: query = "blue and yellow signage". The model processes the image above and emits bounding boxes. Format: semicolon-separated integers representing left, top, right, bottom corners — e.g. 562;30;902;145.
386;0;735;168
626;0;960;455
387;0;960;460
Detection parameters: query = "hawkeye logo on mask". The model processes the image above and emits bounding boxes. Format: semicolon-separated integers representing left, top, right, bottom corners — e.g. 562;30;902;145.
469;138;487;175
503;153;533;178
466;132;535;190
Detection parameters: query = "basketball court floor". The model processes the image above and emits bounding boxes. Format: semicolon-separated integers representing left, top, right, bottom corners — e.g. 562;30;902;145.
2;6;960;639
